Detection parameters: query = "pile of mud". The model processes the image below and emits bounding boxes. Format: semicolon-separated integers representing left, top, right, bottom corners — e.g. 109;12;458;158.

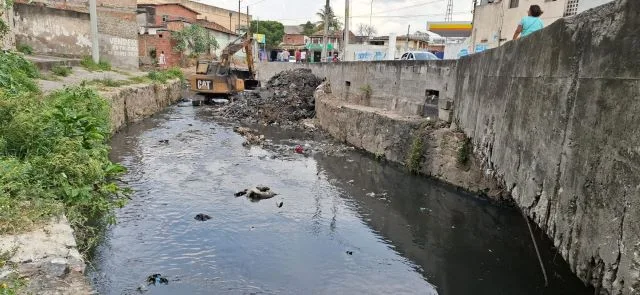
215;68;323;126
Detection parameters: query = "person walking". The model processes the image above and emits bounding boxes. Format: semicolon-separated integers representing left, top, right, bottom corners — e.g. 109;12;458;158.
513;5;544;40
283;50;290;62
158;51;167;69
300;50;307;63
295;50;301;63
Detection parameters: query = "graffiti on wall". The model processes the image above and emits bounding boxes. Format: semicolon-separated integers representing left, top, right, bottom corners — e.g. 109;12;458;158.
107;37;137;57
354;51;386;61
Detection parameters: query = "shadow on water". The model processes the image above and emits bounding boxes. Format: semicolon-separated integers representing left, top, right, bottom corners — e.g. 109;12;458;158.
90;105;592;295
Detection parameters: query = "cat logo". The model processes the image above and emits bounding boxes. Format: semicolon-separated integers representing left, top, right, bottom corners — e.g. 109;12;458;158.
196;80;212;90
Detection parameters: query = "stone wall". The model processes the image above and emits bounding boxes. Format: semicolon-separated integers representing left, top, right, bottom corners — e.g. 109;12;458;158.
12;1;138;69
1;4;15;50
106;79;184;132
257;0;640;293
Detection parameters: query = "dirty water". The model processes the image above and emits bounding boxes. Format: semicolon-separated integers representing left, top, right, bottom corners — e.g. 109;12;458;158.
89;105;591;295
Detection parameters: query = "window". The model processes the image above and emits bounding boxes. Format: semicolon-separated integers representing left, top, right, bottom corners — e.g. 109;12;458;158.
162;15;168;22
159;34;163;38
509;0;519;8
564;0;580;16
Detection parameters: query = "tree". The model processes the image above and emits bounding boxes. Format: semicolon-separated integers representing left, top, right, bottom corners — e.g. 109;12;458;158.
250;20;284;49
300;21;316;36
357;23;377;38
172;25;219;55
315;6;342;32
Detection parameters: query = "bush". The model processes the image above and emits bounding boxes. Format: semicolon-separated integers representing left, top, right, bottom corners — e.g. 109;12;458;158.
0;53;128;253
147;67;184;83
0;51;39;95
80;56;112;71
51;65;72;77
16;44;33;55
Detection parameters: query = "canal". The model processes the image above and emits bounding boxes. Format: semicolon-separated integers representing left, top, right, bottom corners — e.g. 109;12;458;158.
89;105;591;294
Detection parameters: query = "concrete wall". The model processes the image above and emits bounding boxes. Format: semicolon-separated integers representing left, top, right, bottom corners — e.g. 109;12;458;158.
470;0;568;51
1;4;15;50
12;1;138;70
578;0;614;13
257;1;640;293
257;60;457;118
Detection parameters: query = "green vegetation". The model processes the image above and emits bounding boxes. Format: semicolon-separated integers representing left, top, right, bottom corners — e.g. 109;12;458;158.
51;65;72;77
85;78;133;89
80;56;111;71
250;20;284;49
16;44;33;55
0;51;128;253
457;136;473;166
360;84;372;99
0;1;11;42
315;5;342;31
300;21;316;36
172;24;219;55
0;249;25;294
147;67;184;83
128;76;151;84
406;135;424;174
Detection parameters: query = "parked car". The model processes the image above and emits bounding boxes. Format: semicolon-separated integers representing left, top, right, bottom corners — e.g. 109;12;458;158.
400;51;440;61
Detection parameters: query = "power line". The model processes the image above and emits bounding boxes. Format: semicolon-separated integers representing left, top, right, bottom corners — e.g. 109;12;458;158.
352;0;444;17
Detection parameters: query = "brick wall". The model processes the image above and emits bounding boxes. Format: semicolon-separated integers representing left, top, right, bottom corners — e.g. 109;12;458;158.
13;0;138;70
151;4;197;26
139;32;180;67
283;34;305;45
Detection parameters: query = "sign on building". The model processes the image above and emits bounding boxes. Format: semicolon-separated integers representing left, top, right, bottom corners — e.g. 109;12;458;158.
253;33;266;44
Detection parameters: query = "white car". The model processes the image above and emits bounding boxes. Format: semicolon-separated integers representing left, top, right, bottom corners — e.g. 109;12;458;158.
400;51;440;61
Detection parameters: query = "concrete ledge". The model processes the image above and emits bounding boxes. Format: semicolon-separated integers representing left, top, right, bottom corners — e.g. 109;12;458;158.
315;84;506;199
26;55;82;72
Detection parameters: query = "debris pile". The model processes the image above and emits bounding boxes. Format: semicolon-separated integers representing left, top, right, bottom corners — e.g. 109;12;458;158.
233;126;265;146
216;68;323;126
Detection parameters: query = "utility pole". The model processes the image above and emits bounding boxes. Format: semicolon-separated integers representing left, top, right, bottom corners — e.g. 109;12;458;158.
406;24;410;52
369;0;373;30
247;5;250;33
321;0;330;62
238;0;241;33
89;0;99;63
229;12;232;32
343;0;349;60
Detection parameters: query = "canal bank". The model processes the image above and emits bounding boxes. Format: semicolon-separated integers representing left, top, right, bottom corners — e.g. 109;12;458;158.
0;58;184;294
255;1;640;293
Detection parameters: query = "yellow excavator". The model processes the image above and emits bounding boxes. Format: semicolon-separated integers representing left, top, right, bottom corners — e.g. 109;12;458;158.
189;32;260;104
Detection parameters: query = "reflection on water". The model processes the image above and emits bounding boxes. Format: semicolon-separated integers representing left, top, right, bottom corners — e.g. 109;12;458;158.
89;106;590;295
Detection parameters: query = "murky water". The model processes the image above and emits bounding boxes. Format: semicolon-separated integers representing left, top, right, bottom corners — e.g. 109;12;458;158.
90;106;591;295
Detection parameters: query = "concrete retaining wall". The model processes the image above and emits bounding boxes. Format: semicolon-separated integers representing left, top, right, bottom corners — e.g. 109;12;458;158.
258;0;640;293
106;79;184;132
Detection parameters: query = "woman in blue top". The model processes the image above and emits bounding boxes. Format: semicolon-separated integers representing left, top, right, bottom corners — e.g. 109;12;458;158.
513;5;544;40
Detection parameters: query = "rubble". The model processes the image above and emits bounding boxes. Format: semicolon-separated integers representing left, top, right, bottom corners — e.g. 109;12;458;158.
215;69;323;126
233;126;265;146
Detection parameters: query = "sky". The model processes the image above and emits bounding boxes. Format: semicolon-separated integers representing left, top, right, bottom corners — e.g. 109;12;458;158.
195;0;474;36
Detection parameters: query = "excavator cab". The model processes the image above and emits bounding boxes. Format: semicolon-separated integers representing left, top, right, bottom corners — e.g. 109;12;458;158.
189;33;260;103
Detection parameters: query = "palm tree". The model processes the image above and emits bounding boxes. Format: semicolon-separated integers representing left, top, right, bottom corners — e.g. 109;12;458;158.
315;6;342;32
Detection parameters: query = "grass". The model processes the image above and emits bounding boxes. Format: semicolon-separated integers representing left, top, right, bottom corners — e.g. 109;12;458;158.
128;76;151;84
147;67;184;83
360;84;372;99
406;135;424;174
51;65;72;77
16;44;33;55
0;249;25;294
0;51;129;254
80;56;111;72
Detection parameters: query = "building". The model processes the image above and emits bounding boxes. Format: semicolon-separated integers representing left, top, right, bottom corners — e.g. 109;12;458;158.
137;3;237;67
11;0;139;69
281;25;308;52
137;0;251;33
368;33;443;58
470;0;613;52
306;30;356;62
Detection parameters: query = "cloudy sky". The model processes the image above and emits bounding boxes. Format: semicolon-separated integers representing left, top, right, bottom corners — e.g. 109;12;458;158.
196;0;474;36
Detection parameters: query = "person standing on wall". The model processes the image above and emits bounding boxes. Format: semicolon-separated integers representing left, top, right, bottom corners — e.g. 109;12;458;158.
158;51;167;69
513;5;544;40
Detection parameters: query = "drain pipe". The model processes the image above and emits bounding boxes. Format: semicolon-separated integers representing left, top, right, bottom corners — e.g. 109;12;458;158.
520;207;549;287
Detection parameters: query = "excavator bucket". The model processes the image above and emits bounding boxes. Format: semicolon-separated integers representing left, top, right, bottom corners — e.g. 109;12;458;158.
244;79;261;90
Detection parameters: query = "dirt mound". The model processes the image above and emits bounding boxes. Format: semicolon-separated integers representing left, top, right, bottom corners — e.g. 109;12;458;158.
215;68;323;126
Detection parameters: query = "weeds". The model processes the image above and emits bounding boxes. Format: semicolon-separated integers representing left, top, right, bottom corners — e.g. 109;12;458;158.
128;76;151;84
406;135;424;174
360;84;372;99
51;65;72;77
457;136;473;166
0;52;129;253
147;67;184;83
0;51;39;94
16;44;33;55
80;56;111;71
